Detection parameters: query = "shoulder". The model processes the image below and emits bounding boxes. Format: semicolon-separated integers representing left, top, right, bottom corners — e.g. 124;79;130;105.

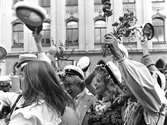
60;106;79;125
84;89;95;98
83;93;95;102
9;112;43;125
11;101;61;125
0;91;19;107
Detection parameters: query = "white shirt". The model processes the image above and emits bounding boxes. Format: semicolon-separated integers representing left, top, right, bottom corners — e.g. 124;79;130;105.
0;91;79;125
118;58;167;125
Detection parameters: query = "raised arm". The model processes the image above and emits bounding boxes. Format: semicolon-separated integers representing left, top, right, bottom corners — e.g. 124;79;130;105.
33;28;51;64
104;34;167;114
141;37;158;72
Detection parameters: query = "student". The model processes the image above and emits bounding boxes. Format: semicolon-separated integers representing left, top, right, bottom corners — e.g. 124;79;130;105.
87;60;124;125
0;60;79;125
10;28;51;93
104;33;167;125
61;65;95;125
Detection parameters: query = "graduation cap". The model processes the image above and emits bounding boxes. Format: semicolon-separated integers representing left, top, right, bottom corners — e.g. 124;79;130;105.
63;65;85;80
16;54;37;70
0;45;7;61
13;1;48;34
77;56;91;72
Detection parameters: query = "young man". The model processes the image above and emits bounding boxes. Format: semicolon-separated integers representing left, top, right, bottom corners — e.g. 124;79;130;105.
61;65;95;125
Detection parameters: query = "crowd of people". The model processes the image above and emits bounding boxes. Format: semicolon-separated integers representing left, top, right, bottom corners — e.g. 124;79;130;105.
0;28;167;125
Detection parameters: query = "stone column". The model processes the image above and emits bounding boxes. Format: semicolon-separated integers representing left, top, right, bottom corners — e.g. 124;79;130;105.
165;0;167;44
110;0;123;33
50;0;56;44
78;0;85;50
136;0;153;49
85;0;94;51
51;0;66;45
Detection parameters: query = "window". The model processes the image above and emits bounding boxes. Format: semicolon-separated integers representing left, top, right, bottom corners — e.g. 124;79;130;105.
152;18;165;42
13;0;23;5
66;21;78;46
39;0;50;7
41;22;51;46
13;23;23;47
122;0;135;3
66;0;78;6
95;20;106;44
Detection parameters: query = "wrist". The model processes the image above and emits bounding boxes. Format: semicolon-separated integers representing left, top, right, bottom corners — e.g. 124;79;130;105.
36;42;42;45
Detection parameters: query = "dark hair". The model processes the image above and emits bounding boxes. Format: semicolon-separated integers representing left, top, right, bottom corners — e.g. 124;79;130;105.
13;62;19;75
21;60;73;116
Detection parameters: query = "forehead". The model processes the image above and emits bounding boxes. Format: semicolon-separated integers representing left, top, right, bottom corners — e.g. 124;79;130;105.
93;73;104;81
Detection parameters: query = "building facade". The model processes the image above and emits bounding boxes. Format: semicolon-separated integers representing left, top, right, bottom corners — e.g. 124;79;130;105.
0;0;167;75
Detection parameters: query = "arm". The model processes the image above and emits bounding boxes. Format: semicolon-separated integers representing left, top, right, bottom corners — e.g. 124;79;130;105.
33;29;51;64
141;38;158;71
0;91;19;107
104;35;167;113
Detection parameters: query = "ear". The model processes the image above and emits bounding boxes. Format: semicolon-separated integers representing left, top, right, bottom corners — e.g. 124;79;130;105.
78;81;85;91
19;72;25;81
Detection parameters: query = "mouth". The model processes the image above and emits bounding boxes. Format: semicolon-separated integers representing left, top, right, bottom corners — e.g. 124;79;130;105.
95;86;99;91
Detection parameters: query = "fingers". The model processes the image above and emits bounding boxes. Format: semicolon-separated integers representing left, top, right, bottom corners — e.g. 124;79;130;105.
104;33;120;45
33;28;38;36
104;33;116;39
140;35;148;46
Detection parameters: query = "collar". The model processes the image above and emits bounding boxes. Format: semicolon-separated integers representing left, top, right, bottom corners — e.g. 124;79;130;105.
75;88;87;100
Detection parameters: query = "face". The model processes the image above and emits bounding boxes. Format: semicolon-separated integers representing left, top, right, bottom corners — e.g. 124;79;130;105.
93;74;107;95
63;76;82;98
19;72;27;95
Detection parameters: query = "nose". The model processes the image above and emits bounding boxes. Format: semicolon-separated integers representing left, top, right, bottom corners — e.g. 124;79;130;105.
94;82;97;87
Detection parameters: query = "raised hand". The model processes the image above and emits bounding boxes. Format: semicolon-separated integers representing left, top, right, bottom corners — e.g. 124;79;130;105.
33;28;43;44
104;34;124;60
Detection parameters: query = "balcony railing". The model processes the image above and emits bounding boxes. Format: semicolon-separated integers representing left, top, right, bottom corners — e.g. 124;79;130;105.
66;6;78;18
123;3;136;15
152;1;165;11
94;4;103;13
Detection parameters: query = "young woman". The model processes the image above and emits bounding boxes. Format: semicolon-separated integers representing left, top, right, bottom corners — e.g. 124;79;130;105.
0;60;79;125
87;61;124;125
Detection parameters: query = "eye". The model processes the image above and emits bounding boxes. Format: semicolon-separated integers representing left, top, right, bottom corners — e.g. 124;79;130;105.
96;78;101;83
64;83;72;88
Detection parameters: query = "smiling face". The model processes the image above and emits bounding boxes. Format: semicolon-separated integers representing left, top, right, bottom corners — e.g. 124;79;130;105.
63;75;83;98
93;73;107;95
